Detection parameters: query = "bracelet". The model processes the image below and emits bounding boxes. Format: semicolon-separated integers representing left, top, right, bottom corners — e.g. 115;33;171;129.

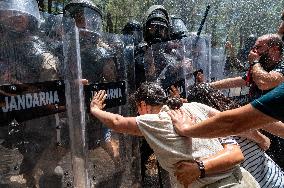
195;160;206;178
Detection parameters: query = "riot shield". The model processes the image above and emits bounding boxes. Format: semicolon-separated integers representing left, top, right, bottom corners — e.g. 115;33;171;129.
182;35;211;84
144;40;188;98
39;12;64;64
0;6;80;188
75;28;137;187
211;47;226;81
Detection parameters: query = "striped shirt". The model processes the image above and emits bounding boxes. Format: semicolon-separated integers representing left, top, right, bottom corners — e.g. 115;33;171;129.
234;136;284;188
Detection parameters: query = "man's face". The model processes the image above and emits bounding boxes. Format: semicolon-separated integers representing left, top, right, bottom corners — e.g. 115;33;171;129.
252;38;281;66
147;23;168;40
196;72;204;83
74;11;86;29
252;39;268;56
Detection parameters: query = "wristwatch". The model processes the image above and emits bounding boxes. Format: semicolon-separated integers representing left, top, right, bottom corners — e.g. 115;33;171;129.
195;160;206;178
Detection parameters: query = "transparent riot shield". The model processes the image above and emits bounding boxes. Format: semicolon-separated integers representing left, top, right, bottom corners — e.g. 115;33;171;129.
39;12;64;63
0;8;79;188
75;28;137;187
181;35;212;97
211;47;226;81
182;35;211;84
144;40;188;98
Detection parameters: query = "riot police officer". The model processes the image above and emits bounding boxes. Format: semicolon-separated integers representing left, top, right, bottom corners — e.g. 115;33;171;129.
122;20;146;89
143;5;171;45
139;5;174;187
169;14;189;40
0;0;62;187
64;0;107;83
64;0;103;32
122;20;143;45
66;2;128;187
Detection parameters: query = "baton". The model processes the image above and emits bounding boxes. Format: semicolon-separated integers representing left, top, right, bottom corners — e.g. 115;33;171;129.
194;5;211;46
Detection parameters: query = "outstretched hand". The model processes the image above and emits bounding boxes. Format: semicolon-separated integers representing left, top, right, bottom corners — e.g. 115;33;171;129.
169;85;188;103
167;108;196;136
90;90;107;112
174;161;201;188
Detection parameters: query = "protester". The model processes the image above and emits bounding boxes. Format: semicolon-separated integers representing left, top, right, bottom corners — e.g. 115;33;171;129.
210;34;284;97
168;82;284;139
193;69;205;84
210;33;284;168
90;82;260;187
170;84;284;187
224;35;257;76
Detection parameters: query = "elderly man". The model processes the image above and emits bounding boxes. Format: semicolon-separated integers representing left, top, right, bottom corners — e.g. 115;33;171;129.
210;34;284;95
209;33;284;169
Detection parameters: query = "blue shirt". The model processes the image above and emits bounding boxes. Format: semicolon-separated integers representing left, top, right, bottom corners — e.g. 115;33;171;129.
251;83;284;122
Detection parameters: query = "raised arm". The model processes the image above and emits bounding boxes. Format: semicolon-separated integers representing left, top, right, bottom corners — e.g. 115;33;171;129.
251;63;284;90
174;143;244;186
209;76;246;90
260;121;284;139
90;90;142;136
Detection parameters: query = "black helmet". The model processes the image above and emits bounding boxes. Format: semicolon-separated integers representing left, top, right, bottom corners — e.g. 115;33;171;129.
0;0;40;33
145;5;169;26
170;15;188;40
122;20;143;44
143;5;170;45
122;20;142;34
64;0;102;32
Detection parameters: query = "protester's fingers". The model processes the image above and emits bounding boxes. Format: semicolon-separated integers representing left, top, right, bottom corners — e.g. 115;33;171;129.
176;109;183;116
180;108;186;117
169;109;178;117
170;85;176;92
169;89;174;96
170;85;180;95
94;90;104;99
91;92;98;102
174;162;182;169
92;90;105;103
191;115;197;123
98;90;106;101
81;79;89;85
102;91;107;100
187;112;197;123
183;183;189;188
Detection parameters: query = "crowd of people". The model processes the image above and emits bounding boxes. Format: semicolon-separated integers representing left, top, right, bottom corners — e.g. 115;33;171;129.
89;2;284;188
0;0;284;187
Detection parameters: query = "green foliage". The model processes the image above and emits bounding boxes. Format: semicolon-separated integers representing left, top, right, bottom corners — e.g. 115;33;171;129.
39;0;284;49
108;0;281;48
38;0;69;14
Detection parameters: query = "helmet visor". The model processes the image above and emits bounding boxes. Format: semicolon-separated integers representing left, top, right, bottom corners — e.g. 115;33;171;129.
71;7;102;31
